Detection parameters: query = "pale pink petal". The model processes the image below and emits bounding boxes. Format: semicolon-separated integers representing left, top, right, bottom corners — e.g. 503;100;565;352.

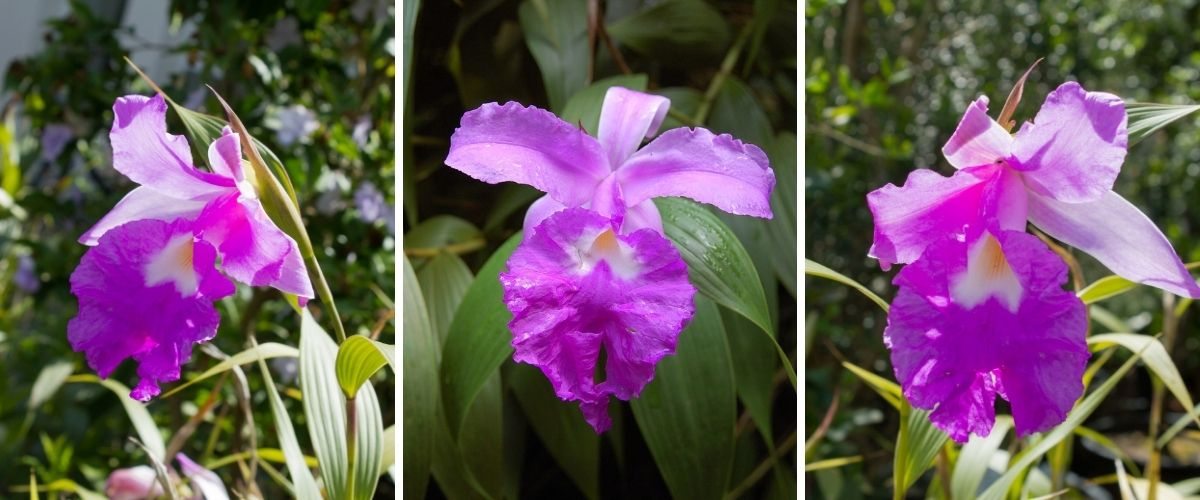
616;128;774;218
942;96;1014;169
597;87;669;167
1027;189;1200;298
446;102;609;206
208;127;255;195
110;94;234;198
178;453;230;500
79;186;210;245
1012;82;1127;203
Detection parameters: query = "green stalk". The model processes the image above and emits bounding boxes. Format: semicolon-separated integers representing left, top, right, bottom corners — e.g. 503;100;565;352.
345;397;358;500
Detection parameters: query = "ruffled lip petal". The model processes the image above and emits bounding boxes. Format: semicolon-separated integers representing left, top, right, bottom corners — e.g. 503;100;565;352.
1012;81;1127;203
597;86;670;168
446;101;610;206
885;230;1088;443
615;127;774;218
1027;189;1200;298
941;95;1014;169
501;208;695;433
68;219;233;401
110;94;235;198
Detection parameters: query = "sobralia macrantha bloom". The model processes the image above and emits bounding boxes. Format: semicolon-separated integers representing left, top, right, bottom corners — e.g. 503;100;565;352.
445;87;775;432
869;81;1200;298
886;228;1088;442
68;94;313;400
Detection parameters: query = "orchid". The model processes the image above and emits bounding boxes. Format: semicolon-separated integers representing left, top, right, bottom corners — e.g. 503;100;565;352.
445;87;775;432
868;81;1200;298
885;228;1088;442
68;94;314;399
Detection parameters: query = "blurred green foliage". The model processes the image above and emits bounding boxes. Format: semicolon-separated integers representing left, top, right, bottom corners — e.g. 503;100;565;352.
406;0;796;498
0;0;394;496
806;1;1200;497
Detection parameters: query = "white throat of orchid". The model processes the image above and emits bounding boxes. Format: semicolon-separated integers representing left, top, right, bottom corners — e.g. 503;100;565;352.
950;233;1023;312
573;228;640;280
145;234;199;296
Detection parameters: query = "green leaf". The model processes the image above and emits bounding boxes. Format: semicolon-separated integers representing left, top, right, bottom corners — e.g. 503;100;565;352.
951;416;1012;499
656;197;794;386
765;132;797;296
440;232;522;438
459;372;505;498
978;346;1148;499
301;310;385;500
1125;102;1200;145
560;74;649;135
0;117;19;196
28;361;74;410
416;251;475;342
403;0;421;94
631;297;736;500
655;87;703;129
335;335;393;398
253;348;322;499
161;343;299;398
805;259;890;312
1086;333;1200;442
405;215;485;252
519;0;590;112
67;375;165;461
708;76;774;150
721;305;778;446
608;0;732;66
509;364;599;499
1077;275;1137;304
893;402;948;495
840;361;902;410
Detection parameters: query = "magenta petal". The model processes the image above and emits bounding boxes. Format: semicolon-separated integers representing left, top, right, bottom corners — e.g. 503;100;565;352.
523;194;568;236
622;200;663;234
615;128;774;218
208;127;254;195
1012;82;1127;203
195;192;314;299
110;95;235;198
1027;189;1200;298
446;102;610;206
78;186;210;245
867;166;993;269
597;87;669;167
885;230;1088;442
942;96;1013;169
501;208;695;433
68;219;234;401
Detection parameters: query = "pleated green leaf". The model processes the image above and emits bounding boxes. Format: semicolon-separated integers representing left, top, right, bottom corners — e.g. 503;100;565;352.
631;297;736;500
441;232;522;438
893;402;948;495
518;0;589;112
300;310;385;500
335;335;393;399
509;364;599;499
1126;102;1200;145
416;251;475;342
254;347;322;499
1084;334;1200;447
951;416;1013;499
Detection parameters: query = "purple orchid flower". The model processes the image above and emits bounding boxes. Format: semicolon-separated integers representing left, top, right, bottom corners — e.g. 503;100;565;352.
78;95;313;301
886;228;1088;443
445;87;774;432
869;81;1200;298
69;219;235;401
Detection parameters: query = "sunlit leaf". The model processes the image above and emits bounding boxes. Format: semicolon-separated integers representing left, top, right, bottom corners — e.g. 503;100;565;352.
951;416;1012;499
253;346;322;499
335;335;393;399
28;361;74;410
1087;333;1200;439
161;343;299;398
893;401;948;495
1126;102;1200;145
805;259;890;312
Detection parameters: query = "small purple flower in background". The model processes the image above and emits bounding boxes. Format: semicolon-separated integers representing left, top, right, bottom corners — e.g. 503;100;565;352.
314;169;350;215
446;87;774;431
178;453;230;500
269;104;319;146
105;465;164;500
70;219;234;401
184;87;209;110
354;181;386;224
69;94;314;400
14;255;39;293
40;123;73;162
885;229;1088;442
266;16;301;51
352;115;372;149
869;81;1200;298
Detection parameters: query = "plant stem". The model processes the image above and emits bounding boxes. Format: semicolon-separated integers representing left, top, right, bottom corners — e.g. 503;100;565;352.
1148;292;1180;500
724;432;797;499
345;396;359;500
694;24;753;126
